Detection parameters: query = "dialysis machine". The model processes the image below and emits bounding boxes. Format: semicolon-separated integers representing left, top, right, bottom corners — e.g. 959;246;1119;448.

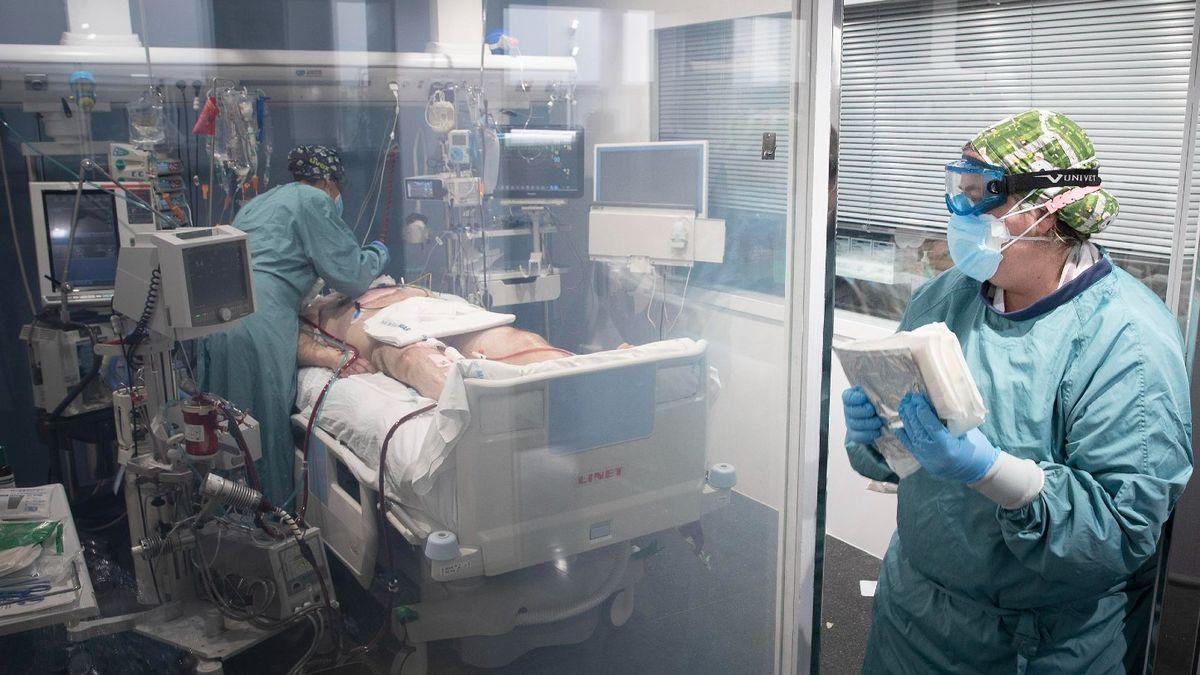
66;226;338;673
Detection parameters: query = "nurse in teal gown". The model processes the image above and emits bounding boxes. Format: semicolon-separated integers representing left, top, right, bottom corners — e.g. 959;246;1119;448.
199;145;388;504
842;110;1193;672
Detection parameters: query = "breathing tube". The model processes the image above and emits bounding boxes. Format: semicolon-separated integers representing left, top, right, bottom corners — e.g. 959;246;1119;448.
366;401;436;652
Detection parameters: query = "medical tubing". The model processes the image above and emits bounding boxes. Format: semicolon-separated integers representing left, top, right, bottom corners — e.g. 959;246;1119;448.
377;145;399;244
60;177;89;305
354;102;401;243
0;122;36;314
204;475;269;512
514;542;632;626
666;266;693;337
296;317;360;526
376;403;438;539
286;613;323;675
361;402;436;654
296;352;349;525
124;266;161;392
217;401;261;490
372;402;438;652
354;285;433;310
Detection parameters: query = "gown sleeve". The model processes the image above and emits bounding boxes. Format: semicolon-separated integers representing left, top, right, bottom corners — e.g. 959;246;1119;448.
846;441;901;483
997;320;1193;587
294;189;385;298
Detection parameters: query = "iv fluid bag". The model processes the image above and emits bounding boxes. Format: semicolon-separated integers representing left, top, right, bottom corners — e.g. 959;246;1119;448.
128;91;167;148
215;88;259;181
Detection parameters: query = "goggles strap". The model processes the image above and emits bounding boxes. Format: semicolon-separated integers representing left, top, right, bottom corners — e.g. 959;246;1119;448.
1004;168;1101;193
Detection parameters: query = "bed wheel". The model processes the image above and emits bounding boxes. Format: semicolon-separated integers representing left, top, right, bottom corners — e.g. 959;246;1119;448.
607;588;635;628
391;642;428;675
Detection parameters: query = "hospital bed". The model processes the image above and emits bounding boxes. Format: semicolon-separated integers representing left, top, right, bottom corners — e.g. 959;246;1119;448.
290;338;734;672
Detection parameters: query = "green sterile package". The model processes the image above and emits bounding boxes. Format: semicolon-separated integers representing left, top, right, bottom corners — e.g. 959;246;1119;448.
0;520;63;554
0;520;63;579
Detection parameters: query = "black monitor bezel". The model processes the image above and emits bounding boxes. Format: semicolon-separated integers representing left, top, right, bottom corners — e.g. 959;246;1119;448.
494;125;585;200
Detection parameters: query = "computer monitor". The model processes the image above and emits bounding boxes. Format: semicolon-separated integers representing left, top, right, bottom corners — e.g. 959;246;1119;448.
495;126;585;200
593;141;708;216
31;181;154;306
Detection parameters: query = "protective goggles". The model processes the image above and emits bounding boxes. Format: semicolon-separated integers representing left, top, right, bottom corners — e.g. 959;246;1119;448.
944;158;1102;216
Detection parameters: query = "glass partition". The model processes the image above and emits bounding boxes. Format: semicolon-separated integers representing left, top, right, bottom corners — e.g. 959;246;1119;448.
826;0;1200;671
0;2;830;673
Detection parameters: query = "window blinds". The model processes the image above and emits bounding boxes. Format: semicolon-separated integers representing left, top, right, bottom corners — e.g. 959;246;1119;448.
840;0;1195;257
657;15;793;217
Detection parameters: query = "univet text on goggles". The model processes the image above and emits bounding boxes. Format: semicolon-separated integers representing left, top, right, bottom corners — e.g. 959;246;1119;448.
944;158;1103;216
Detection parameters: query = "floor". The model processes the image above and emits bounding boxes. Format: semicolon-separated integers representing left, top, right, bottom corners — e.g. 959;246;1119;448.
0;492;798;675
458;492;781;675
816;538;881;674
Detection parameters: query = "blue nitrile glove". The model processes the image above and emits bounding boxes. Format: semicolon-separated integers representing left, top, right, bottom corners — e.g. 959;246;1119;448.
895;393;998;483
366;239;390;267
842;386;885;445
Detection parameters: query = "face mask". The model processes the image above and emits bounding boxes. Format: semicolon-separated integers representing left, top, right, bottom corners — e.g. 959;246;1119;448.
334;193;344;217
946;202;1052;282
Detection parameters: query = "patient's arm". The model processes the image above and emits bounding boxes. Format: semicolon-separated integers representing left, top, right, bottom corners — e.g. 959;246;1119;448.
297;328;377;377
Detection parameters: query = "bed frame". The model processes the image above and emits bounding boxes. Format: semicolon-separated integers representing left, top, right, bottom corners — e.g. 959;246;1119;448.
291;341;734;669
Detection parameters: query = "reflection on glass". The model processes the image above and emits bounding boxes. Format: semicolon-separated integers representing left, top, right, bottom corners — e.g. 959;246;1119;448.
0;2;796;674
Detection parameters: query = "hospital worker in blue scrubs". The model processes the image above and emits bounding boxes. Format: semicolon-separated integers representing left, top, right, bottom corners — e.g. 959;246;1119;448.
199;145;389;504
841;110;1193;672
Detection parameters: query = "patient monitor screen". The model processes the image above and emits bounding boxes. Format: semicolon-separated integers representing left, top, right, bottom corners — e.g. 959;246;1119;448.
183;241;252;324
41;189;121;290
594;143;706;215
496;126;584;199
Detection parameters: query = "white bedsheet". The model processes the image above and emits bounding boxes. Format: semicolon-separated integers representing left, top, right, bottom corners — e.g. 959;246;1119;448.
296;338;710;528
295;368;445;516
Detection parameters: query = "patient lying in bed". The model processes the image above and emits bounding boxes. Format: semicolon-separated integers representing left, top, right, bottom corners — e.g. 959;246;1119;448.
297;285;573;399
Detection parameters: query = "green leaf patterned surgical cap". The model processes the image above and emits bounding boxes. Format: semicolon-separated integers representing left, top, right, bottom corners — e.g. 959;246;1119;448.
970;109;1119;235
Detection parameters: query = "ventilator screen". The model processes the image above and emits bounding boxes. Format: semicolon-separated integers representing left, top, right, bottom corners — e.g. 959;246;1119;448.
41;189;120;290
